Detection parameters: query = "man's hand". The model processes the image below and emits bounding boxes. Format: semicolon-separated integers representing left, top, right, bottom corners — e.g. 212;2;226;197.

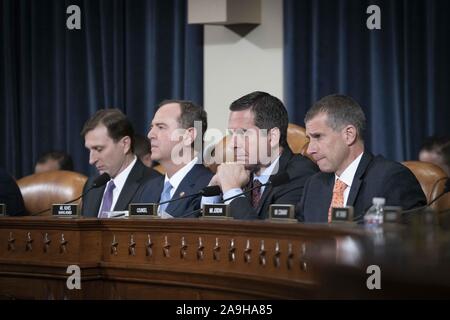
208;173;220;187
216;163;250;193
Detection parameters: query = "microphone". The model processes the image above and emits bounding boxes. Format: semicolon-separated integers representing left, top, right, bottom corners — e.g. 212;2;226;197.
154;185;222;208
91;172;111;188
401;177;450;215
178;172;291;218
31;173;111;216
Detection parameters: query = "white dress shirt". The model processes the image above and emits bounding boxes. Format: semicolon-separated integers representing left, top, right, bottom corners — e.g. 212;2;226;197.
335;152;363;206
163;157;198;199
202;156;281;205
97;156;137;216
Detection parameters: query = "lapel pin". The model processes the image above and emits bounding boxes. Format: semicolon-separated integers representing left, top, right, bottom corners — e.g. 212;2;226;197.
179;192;185;197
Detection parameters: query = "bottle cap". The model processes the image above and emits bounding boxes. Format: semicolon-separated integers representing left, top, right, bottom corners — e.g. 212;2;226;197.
372;197;386;206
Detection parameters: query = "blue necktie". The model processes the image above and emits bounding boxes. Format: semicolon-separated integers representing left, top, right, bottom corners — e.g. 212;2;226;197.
158;180;173;215
98;180;116;218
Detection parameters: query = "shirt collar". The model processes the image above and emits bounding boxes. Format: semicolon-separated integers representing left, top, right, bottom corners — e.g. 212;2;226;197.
335;152;363;187
164;157;198;191
254;155;281;185
112;156;137;192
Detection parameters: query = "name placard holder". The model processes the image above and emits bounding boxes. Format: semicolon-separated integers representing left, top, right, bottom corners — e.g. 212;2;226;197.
128;203;158;218
52;204;79;217
331;206;354;223
0;204;5;216
383;206;402;223
268;204;297;222
201;204;232;219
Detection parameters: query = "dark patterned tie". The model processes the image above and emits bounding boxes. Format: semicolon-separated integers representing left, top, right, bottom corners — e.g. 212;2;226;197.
251;179;262;208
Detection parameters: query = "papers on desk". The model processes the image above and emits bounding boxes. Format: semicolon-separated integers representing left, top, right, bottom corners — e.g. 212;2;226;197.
106;211;128;218
104;211;174;219
160;211;174;219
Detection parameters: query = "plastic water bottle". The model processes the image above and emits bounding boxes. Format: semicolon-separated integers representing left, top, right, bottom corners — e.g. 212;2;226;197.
364;197;385;226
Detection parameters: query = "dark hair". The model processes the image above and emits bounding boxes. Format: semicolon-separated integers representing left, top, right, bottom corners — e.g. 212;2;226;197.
81;108;135;152
229;91;289;147
133;134;151;158
36;151;74;171
420;135;450;152
305;94;366;141
441;143;450;172
158;99;208;147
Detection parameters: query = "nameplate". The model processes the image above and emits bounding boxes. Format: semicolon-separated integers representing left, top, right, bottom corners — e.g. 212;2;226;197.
383;206;402;223
128;203;158;218
331;206;354;223
0;204;5;216
269;204;296;222
202;204;230;219
52;204;79;217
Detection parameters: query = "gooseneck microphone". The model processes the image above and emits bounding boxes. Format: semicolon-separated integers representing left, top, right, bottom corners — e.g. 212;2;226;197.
31;173;111;216
153;185;222;208
401;177;450;215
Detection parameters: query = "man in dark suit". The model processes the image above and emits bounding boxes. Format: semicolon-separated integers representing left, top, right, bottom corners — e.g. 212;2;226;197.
296;94;426;223
202;91;318;219
136;100;213;218
81;109;161;217
0;168;27;216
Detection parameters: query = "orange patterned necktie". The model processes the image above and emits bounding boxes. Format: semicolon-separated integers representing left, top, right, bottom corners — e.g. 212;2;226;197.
328;179;348;223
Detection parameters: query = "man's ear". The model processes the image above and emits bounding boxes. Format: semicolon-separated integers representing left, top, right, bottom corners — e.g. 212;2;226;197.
342;125;357;146
269;127;281;148
184;127;197;146
120;136;132;154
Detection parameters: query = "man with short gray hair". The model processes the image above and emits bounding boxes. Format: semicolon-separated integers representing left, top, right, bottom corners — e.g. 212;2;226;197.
296;94;426;223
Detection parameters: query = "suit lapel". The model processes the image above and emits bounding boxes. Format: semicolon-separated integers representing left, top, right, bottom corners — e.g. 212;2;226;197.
346;152;373;207
167;165;201;214
114;161;144;210
255;148;292;216
88;184;106;217
320;174;335;221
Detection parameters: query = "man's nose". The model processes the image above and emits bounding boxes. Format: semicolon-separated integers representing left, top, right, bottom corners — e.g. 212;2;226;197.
148;127;156;140
307;141;316;155
89;151;97;165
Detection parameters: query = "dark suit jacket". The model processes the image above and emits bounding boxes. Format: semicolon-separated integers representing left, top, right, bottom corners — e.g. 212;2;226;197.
296;152;427;223
81;159;161;217
136;164;213;218
0;168;27;216
229;147;319;220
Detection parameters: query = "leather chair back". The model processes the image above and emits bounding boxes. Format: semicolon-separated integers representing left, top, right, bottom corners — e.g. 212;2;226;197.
287;123;310;155
17;170;88;215
402;161;448;211
153;164;166;175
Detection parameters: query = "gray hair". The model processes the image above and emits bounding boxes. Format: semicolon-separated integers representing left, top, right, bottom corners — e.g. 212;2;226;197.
305;94;366;140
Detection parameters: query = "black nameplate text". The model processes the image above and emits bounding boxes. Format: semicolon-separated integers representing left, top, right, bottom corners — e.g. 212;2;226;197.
52;204;79;217
383;206;402;223
331;206;354;223
269;204;295;220
202;204;230;218
128;203;157;217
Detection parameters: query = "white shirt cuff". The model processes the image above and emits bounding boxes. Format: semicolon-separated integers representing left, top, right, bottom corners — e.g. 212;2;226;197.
223;188;245;205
